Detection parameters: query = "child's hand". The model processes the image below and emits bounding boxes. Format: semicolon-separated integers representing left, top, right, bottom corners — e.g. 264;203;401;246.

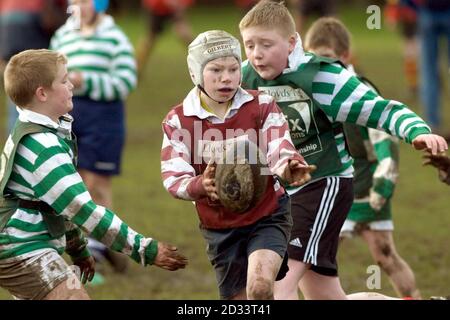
422;151;450;170
423;151;450;184
412;134;448;155
281;160;317;187
72;256;95;284
153;242;188;271
202;161;218;201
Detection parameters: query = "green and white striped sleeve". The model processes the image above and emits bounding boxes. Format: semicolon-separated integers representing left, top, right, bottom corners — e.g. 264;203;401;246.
21;133;157;266
80;31;137;101
50;24;137;101
312;63;431;143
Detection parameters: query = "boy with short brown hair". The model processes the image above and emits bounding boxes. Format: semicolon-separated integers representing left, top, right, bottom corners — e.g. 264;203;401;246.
304;17;351;61
0;49;187;300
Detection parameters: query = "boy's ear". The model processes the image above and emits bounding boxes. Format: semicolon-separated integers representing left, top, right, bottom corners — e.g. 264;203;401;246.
288;34;297;54
35;86;48;102
341;50;351;65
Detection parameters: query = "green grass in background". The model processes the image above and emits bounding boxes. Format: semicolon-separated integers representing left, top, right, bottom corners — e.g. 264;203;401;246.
0;4;449;299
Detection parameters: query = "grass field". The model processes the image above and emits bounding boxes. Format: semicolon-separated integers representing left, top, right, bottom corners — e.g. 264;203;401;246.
0;4;449;299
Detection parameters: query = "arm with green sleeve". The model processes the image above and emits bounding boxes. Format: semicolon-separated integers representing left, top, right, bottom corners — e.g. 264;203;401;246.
64;221;91;261
21;134;186;269
34;147;157;266
312;63;431;142
368;128;400;211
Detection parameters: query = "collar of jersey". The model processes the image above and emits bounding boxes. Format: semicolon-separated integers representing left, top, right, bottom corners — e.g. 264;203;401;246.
183;87;254;120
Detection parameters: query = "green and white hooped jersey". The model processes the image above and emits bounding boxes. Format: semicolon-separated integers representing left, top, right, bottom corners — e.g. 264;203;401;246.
50;15;137;102
242;41;430;193
0;110;156;264
243;54;347;182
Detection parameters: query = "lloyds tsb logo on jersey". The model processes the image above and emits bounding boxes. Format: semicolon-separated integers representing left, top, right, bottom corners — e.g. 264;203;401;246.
258;85;323;157
258;85;309;103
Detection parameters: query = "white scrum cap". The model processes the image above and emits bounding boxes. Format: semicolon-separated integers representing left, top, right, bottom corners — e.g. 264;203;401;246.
187;30;242;87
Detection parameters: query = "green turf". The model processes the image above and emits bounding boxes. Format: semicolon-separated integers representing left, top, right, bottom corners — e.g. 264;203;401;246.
0;4;449;300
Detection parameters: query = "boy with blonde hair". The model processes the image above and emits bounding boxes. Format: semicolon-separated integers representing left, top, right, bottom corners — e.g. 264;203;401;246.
240;0;447;299
0;49;187;300
305;16;421;299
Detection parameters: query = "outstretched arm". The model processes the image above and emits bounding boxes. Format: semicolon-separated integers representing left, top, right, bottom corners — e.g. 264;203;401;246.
313;63;447;154
20;134;187;271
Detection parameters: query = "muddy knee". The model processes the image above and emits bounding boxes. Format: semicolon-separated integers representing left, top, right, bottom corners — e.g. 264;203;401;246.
247;277;273;300
375;246;400;275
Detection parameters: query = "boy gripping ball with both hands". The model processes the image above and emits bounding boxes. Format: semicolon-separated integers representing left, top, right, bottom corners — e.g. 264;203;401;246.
161;30;314;300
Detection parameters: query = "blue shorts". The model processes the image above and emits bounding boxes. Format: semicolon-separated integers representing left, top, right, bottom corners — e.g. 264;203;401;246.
71;97;125;176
